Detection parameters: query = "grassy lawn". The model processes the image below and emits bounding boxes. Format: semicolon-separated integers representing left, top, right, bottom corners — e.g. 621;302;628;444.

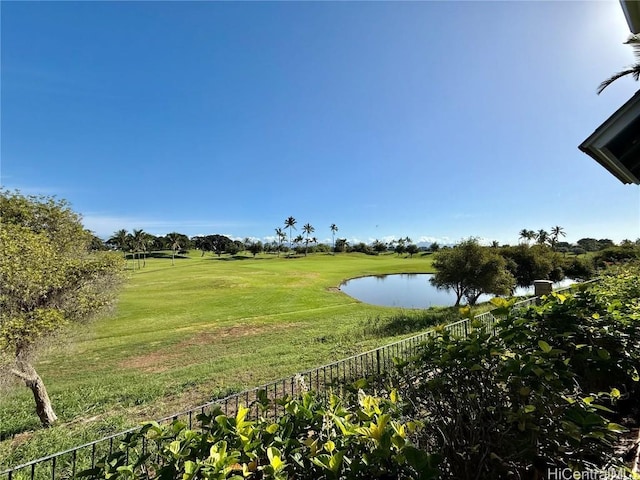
1;251;445;467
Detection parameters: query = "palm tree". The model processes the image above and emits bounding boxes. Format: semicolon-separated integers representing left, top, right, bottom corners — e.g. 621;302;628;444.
302;223;315;256
330;224;338;255
274;227;285;257
536;229;549;246
519;229;535;245
597;44;640;94
284;216;297;257
293;234;304;254
140;232;155;268
131;229;146;269
550;225;566;251
167;232;181;266
108;229;130;264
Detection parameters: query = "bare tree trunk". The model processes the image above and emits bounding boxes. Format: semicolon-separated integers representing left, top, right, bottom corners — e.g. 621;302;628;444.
12;353;58;427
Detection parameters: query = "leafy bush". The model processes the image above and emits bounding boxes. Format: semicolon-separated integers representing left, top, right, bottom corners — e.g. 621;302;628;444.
79;390;440;480
593;245;640;268
391;266;640;478
563;256;595;281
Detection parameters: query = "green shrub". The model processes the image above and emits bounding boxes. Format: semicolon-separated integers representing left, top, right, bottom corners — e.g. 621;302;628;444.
361;308;460;338
79;390;440;480
391;266;640;478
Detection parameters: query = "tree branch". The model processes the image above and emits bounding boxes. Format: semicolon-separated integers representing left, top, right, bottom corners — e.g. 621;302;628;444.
10;367;34;382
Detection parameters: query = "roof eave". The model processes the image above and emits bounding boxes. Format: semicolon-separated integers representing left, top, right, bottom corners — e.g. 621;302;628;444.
621;0;640;34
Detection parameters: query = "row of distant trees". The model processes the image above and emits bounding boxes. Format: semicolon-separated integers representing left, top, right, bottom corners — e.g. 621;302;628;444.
517;226;633;254
430;235;640;306
103;224;638;264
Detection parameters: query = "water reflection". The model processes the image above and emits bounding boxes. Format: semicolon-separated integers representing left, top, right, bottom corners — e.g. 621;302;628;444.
340;273;573;308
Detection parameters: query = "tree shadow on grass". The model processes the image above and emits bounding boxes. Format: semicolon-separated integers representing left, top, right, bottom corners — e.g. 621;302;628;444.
145;251;190;260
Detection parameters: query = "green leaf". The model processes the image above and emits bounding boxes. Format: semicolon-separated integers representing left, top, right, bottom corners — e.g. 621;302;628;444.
169;440;181;455
311;454;331;470
328;451;344;473
538;340;552;353
266;423;278;434
607;422;628;433
184;461;197;474
267;447;285;471
390;389;399;404
532;367;545;377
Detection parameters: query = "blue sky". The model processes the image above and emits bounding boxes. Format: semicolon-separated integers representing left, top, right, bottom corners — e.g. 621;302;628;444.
2;1;639;246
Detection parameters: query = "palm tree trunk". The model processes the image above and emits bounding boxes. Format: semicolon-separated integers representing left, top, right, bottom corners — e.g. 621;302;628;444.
12;352;58;427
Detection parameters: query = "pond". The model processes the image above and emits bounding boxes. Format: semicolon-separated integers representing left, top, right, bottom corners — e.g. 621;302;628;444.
339;273;574;308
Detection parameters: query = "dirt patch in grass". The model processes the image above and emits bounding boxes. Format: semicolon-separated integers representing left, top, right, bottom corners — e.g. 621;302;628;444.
121;322;299;373
121;351;183;373
179;322;298;346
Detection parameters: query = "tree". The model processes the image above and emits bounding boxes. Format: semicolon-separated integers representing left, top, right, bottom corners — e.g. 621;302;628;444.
406;243;419;257
248;241;263;258
192;235;213;256
108;229;131;267
274;227;286;257
243;237;252;253
394;238;407;256
88;232;108;251
597;44;640;94
131;229;147;269
430;238;515;306
535;229;549;246
284;216;297;257
335;238;348;253
596;238;615;250
576;237;600;252
166;232;182;266
0;191;125;426
330;224;338;254
293;234;304;254
549;226;566;251
518;229;536;245
210;234;233;257
302;223;315;256
372;239;388;255
500;244;558;288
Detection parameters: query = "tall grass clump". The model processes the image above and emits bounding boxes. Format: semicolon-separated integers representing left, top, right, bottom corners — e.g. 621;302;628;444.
361;307;461;338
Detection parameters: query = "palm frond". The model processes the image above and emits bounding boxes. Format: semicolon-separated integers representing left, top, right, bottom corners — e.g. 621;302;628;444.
597;44;640;94
597;67;640;94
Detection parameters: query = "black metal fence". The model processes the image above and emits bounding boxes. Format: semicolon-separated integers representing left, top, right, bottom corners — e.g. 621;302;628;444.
1;288;577;480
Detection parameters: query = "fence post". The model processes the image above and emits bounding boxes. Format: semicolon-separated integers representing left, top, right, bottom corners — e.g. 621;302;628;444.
376;349;381;375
